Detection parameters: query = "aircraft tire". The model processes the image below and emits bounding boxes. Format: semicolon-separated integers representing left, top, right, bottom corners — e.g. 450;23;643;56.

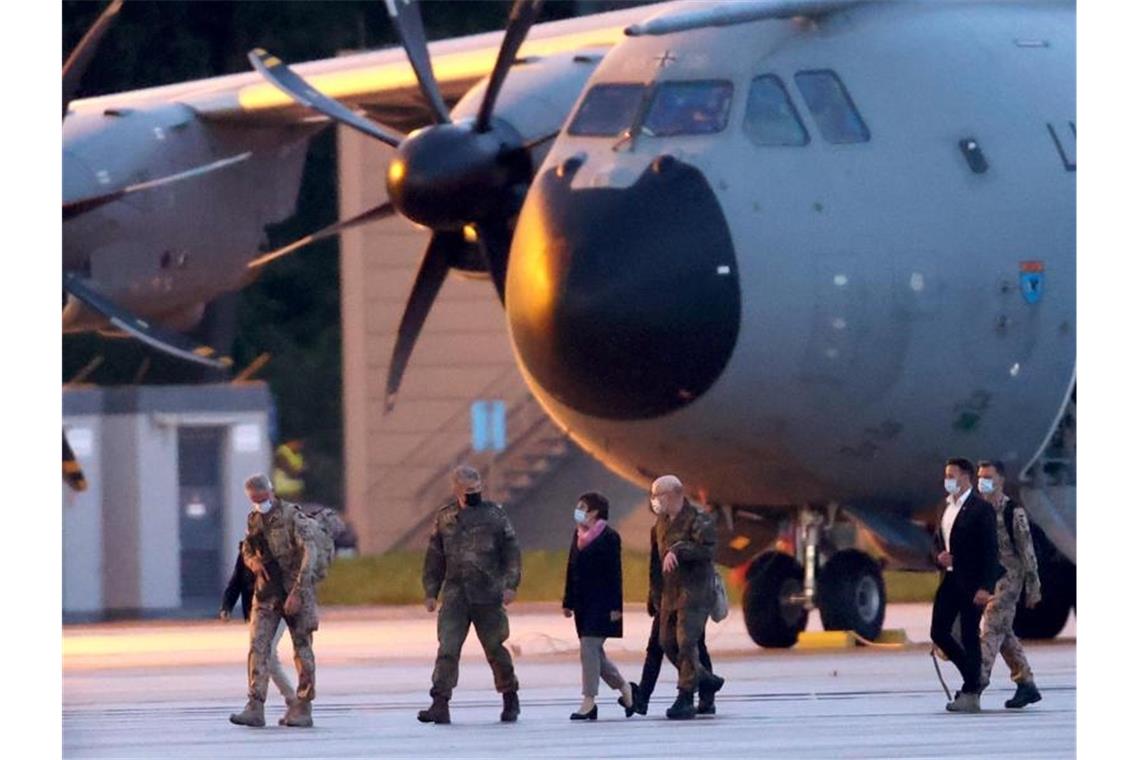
742;551;808;649
1013;556;1075;640
817;549;886;641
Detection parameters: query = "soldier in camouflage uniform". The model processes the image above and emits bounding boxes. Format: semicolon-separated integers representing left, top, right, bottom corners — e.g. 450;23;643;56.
418;466;522;724
229;474;322;728
649;475;725;720
977;461;1043;709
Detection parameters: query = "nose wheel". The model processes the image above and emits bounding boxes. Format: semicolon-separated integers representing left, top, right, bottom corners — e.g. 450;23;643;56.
817;549;887;641
740;507;887;648
742;551;809;648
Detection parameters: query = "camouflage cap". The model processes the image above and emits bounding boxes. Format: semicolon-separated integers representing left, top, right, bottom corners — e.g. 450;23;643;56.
451;464;483;494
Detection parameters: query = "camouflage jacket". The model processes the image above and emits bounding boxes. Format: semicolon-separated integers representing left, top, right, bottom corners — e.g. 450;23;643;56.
651;500;717;614
423;499;521;606
995;496;1041;601
242;499;319;601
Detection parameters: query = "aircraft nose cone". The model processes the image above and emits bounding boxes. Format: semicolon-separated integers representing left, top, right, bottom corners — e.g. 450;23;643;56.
507;156;741;420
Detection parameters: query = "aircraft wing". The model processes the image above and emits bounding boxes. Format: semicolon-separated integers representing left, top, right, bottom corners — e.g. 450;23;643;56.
66;3;671;128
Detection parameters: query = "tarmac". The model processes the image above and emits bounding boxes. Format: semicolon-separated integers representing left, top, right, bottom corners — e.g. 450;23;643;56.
63;603;1076;758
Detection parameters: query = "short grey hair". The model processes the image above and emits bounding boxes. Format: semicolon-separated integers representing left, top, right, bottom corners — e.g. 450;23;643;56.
451;464;483;493
651;474;683;494
244;473;273;493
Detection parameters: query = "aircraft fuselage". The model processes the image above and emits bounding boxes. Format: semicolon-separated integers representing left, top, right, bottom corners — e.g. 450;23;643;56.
509;2;1075;523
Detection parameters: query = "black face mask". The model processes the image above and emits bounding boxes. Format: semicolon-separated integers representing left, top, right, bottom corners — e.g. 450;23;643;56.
462;492;483;507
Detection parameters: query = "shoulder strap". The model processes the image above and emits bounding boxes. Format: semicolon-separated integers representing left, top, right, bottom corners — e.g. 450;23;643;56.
1003;501;1017;547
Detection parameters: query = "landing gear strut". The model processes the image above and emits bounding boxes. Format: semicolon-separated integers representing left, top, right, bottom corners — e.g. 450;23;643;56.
741;506;886;648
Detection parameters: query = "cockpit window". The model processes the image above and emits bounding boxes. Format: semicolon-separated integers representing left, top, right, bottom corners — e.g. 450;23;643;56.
642;80;734;137
568;83;647;137
794;70;870;144
743;75;809;146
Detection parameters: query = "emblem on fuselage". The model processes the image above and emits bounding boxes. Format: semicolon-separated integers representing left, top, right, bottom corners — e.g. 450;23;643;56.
1019;260;1045;305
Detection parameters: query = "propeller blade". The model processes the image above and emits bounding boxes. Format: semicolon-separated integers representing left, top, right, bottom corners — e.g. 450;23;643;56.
473;219;511;303
64;152;251;221
384;0;451;125
248;201;395;269
63;430;88;492
63;273;233;370
385;231;464;410
63;0;124;118
474;0;544;133
248;48;406;148
523;128;561;152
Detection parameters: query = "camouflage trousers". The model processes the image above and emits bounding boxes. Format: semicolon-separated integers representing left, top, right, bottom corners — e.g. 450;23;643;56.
660;605;713;693
248;596;316;704
431;590;518;699
979;573;1034;690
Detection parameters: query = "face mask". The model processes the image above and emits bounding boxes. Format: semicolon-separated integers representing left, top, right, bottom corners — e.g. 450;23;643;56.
573;508;588;525
944;478;959;495
651;497;664;515
462;492;482;507
253;499;273;514
978;478;995;495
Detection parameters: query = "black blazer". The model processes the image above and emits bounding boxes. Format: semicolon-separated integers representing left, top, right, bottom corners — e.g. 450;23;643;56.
562;525;624;639
937;491;1001;596
221;541;254;621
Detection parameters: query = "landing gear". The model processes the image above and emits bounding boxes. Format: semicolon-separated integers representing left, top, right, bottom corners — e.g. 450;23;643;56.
1014;527;1076;639
739;506;886;648
817;549;886;641
742;551;808;648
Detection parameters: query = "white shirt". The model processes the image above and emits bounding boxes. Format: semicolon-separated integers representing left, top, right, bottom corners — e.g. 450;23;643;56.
941;487;972;571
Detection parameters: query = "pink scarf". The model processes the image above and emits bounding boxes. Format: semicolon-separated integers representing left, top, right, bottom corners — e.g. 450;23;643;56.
577;519;607;550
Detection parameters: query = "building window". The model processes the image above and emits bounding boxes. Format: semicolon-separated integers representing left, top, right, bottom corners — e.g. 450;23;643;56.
794;70;870;144
568;83;647;137
642;80;734;137
743;75;809;146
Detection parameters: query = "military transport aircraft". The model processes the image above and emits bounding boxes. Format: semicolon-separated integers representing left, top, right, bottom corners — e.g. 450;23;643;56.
62;0;1076;646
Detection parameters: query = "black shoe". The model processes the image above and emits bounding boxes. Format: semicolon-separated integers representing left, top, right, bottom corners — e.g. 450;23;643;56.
417;695;450;724
619;683;639;718
666;690;696;720
501;691;520;722
697;692;716;715
1005;682;1042;709
630;682;649;716
570;705;598;721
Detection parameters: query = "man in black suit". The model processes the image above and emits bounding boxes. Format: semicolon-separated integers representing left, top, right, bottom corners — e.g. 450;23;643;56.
930;457;1001;713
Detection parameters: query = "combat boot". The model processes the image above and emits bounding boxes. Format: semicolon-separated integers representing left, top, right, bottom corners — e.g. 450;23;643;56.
700;671;725;695
417;695;451;724
282;699;313;728
697;688;716;715
229;698;265;727
1005;681;1042;709
500;690;520;722
945;691;981;713
666;689;697;720
278;696;299;726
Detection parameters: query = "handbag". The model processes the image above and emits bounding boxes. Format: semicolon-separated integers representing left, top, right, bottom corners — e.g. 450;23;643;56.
711;572;729;623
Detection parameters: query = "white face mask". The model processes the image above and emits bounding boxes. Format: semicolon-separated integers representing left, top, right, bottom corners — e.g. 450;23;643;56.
978;478;995;495
253;499;273;514
651;497;664;515
944;478;959;496
573;507;588;525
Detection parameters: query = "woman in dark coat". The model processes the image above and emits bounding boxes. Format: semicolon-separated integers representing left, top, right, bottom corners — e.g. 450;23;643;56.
562;492;634;720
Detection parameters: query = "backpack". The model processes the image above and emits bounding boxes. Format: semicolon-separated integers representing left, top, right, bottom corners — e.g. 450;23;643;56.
296;506;345;584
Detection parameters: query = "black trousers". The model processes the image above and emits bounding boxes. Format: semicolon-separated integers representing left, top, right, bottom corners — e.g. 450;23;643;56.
638;613;713;701
930;573;984;694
